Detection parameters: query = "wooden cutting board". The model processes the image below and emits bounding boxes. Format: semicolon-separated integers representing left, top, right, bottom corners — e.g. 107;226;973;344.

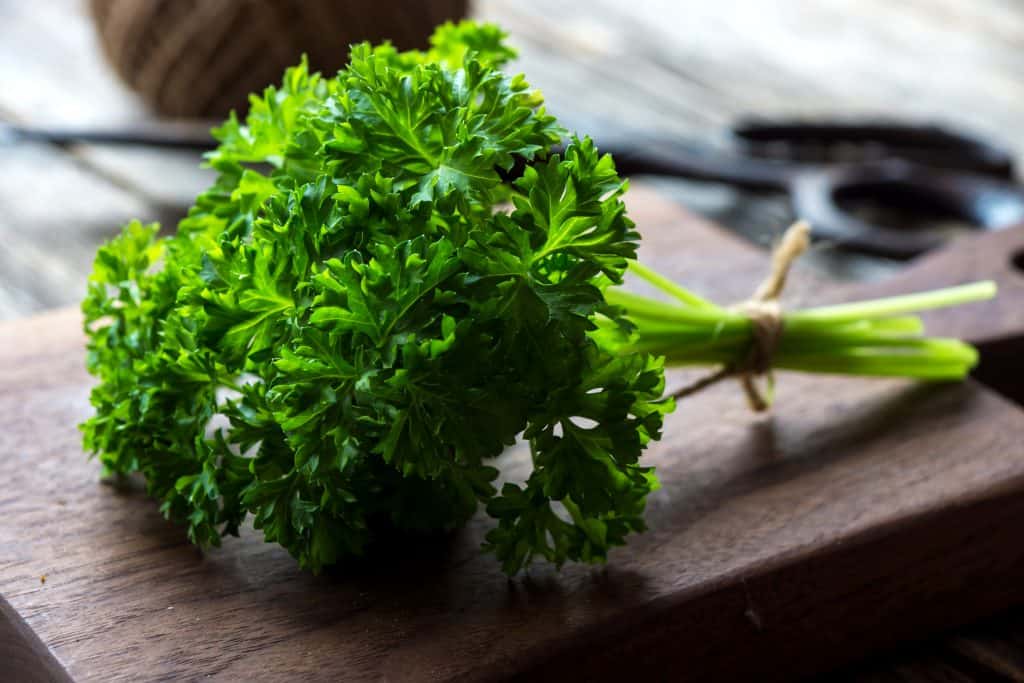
2;186;1023;682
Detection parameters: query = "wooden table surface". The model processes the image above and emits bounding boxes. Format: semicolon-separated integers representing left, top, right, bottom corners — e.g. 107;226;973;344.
1;1;1023;680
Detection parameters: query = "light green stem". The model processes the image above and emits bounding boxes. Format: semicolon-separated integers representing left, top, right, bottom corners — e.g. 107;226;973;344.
603;268;997;387
627;261;721;310
787;281;996;325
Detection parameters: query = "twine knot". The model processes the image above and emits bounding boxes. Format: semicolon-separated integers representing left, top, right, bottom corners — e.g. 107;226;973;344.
671;220;811;411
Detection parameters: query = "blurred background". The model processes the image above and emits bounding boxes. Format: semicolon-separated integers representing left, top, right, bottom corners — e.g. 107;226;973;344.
1;1;1023;679
2;0;1024;325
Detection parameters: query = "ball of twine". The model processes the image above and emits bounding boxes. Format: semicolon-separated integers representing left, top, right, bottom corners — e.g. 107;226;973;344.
88;0;469;118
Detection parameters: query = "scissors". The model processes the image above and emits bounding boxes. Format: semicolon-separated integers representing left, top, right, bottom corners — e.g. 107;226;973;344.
606;120;1024;258
5;118;1024;258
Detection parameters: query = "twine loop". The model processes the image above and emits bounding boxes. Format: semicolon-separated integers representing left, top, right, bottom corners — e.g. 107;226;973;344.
671;220;811;411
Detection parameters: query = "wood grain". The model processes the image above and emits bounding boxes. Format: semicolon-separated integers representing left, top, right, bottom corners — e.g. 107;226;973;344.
474;0;1024;278
828;224;1024;345
3;1;1024;679
5;0;1024;320
475;0;1024;158
2;188;1023;682
0;594;72;683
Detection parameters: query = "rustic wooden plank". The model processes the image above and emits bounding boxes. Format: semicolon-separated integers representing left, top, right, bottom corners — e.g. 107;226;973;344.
0;0;214;210
4;0;1024;294
1;0;1023;322
3;2;1024;678
475;0;1024;159
1;188;1023;682
0;0;206;321
818;608;1024;682
0;594;72;683
820;222;1024;352
0;145;161;321
9;0;1024;155
474;0;1024;284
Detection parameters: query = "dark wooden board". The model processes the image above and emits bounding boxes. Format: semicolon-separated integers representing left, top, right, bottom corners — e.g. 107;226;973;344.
2;187;1023;681
4;1;1024;678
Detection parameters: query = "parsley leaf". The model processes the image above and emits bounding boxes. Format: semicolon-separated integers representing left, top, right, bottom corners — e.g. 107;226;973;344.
81;21;671;574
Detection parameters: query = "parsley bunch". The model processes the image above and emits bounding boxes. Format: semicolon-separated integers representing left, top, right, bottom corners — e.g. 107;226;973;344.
83;22;993;575
82;23;669;574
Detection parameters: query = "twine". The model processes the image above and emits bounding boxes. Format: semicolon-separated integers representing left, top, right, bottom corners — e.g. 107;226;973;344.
88;0;468;117
670;220;811;411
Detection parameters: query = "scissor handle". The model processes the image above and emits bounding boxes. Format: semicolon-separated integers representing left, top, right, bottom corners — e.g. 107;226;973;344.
733;120;1016;180
789;160;1024;258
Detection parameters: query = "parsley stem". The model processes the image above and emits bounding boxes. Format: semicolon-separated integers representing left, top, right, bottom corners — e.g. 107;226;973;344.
626;261;721;310
787;281;996;325
604;289;743;326
607;271;996;385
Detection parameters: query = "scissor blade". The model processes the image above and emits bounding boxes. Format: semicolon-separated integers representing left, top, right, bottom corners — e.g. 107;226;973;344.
0;121;217;150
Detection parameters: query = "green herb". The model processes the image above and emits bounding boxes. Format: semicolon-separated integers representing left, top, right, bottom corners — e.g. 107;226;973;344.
597;230;994;409
81;21;994;575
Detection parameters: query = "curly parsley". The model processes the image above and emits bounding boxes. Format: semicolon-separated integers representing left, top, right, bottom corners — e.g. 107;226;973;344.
82;22;670;574
83;22;993;575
